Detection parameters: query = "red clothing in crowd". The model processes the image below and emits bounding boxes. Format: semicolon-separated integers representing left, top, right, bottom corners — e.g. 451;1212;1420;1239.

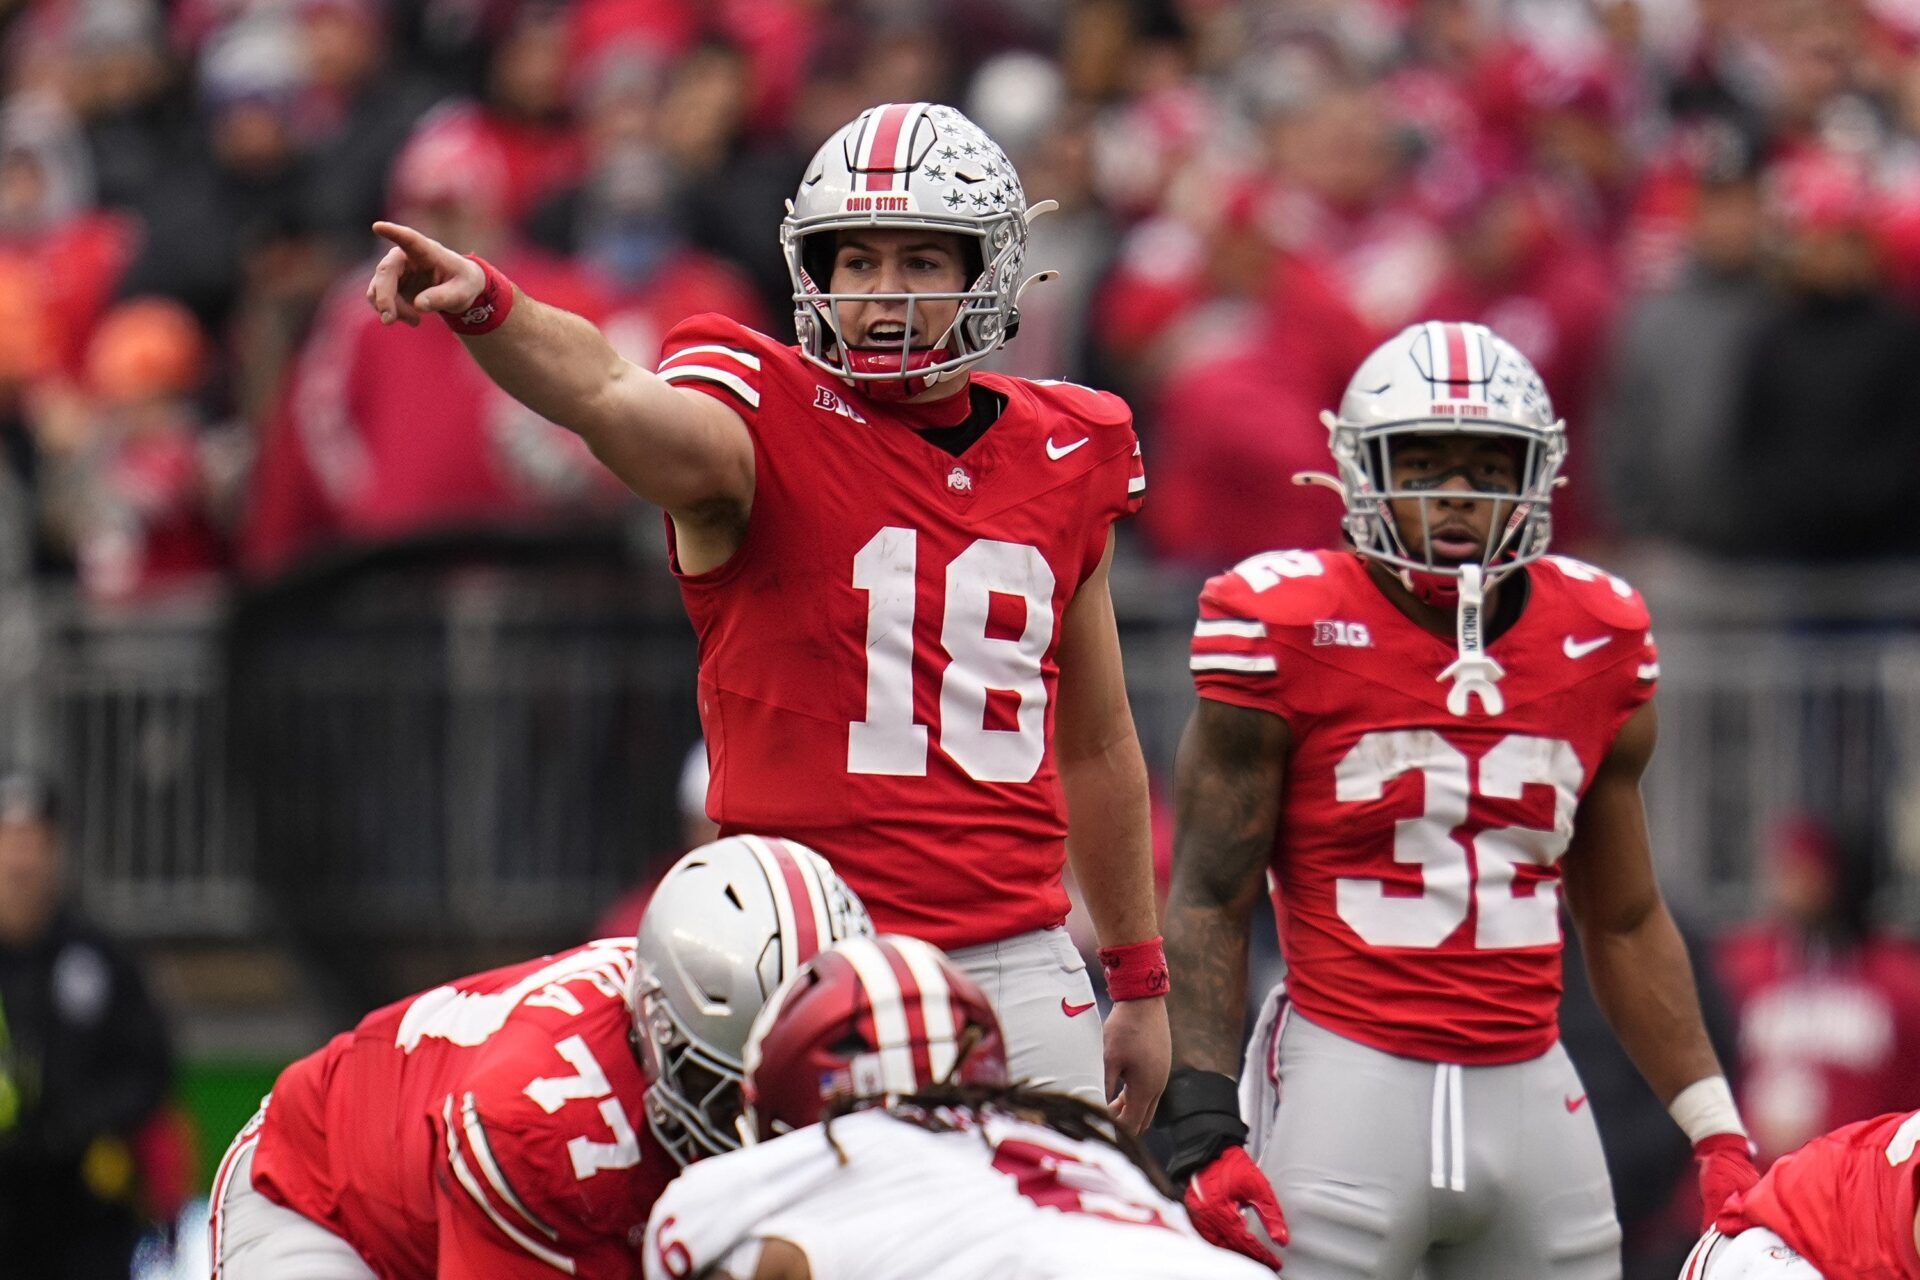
82;424;226;599
1415;202;1616;542
598;252;769;370
240;250;620;577
0;211;136;384
1718;925;1920;1165
1138;255;1371;567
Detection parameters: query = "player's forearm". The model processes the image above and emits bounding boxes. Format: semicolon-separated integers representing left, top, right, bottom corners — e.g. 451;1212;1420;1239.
1061;735;1158;946
460;294;740;511
460;290;633;435
1581;901;1727;1104
1164;888;1255;1076
1165;705;1283;1075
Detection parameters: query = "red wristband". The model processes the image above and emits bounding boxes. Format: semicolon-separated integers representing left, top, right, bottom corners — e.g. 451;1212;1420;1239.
443;254;515;335
1098;936;1170;1001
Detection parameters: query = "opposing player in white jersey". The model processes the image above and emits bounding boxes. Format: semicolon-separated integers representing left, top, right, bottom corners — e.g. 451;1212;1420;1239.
643;935;1270;1280
1160;322;1758;1277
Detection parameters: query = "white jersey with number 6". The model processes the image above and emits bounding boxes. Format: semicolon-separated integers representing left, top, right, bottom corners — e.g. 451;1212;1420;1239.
644;1108;1271;1280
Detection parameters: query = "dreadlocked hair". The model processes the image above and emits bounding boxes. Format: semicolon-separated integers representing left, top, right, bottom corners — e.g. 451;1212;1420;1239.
819;1081;1179;1201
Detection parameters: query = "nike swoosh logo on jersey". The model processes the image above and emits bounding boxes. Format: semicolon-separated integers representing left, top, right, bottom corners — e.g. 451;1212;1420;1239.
1046;436;1089;461
1061;998;1096;1018
1565;1093;1589;1113
1563;635;1613;660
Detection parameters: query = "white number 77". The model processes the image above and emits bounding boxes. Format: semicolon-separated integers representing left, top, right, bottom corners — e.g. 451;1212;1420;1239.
523;1035;642;1180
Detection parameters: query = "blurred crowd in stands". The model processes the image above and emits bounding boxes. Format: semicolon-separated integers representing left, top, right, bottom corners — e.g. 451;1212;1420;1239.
2;0;1919;601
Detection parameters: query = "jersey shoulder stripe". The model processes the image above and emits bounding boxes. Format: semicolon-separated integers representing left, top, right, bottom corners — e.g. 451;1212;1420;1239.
443;1093;578;1275
660;314;778;417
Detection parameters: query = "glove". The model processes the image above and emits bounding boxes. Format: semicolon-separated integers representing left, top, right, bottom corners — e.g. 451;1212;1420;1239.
1187;1145;1289;1269
1161;1068;1287;1269
1693;1132;1760;1230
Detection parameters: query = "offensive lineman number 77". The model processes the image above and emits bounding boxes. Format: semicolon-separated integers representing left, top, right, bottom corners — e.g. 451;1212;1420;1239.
847;528;1056;784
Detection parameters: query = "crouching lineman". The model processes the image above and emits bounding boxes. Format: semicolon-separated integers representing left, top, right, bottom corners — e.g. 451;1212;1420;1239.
1161;321;1758;1276
1682;1109;1920;1280
209;836;869;1278
643;934;1270;1280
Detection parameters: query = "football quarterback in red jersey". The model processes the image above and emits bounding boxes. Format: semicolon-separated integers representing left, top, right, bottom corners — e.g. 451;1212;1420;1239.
1159;321;1757;1277
363;102;1169;1125
1682;1109;1920;1279
207;837;868;1278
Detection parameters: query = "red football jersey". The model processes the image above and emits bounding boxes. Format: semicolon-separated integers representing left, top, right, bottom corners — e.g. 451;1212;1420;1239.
1717;1110;1920;1280
249;940;672;1279
655;314;1145;950
1191;550;1657;1064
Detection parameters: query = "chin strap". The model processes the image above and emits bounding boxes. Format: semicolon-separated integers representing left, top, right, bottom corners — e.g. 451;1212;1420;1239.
1437;563;1505;717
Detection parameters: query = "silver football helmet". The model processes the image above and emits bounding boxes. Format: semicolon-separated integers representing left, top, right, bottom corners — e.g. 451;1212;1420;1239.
1300;320;1566;595
780;101;1058;394
1298;321;1568;717
630;835;871;1166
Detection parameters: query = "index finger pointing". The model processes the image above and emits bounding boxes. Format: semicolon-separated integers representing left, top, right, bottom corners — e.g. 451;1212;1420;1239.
371;220;444;263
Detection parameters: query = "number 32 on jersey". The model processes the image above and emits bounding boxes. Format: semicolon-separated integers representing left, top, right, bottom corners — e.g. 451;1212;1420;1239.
848;528;1055;784
1336;730;1585;951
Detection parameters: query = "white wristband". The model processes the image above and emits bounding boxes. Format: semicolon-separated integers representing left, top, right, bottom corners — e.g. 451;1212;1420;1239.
1668;1076;1747;1145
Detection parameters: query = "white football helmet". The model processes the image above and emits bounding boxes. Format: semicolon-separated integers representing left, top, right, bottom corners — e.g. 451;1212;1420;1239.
630;835;871;1166
1301;320;1566;601
781;102;1057;396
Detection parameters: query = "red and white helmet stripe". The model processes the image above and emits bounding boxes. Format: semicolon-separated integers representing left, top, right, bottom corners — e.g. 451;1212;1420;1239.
826;936;969;1093
1422;320;1486;402
739;834;834;978
852;102;931;192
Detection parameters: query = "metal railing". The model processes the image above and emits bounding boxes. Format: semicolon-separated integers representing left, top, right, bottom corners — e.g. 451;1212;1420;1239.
10;541;1918;943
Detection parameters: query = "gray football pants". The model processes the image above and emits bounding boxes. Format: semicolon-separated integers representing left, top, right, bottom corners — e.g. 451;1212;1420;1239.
948;925;1105;1106
1245;1001;1621;1280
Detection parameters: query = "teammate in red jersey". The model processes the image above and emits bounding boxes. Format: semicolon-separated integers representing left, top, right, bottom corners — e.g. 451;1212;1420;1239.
1159;321;1756;1277
207;836;868;1279
362;102;1169;1123
1681;1109;1920;1279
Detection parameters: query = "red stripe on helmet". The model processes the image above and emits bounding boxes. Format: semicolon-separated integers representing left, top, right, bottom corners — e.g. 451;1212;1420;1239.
1444;323;1472;396
879;940;936;1086
764;839;820;962
863;104;911;192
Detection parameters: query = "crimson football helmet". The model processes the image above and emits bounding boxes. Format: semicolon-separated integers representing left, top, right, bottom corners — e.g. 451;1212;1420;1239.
739;935;1009;1144
781;102;1058;398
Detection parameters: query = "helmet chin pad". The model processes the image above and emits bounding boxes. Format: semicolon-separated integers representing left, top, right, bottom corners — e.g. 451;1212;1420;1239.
1403;566;1463;607
843;345;954;400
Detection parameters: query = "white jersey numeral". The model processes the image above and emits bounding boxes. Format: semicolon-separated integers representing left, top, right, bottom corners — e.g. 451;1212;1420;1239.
568;1097;642;1180
521;1035;642;1180
848;527;928;776
1544;555;1634;599
1886;1113;1920;1167
848;528;1055;784
524;1035;613;1113
1333;731;1584;950
394;943;633;1051
1231;550;1326;592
